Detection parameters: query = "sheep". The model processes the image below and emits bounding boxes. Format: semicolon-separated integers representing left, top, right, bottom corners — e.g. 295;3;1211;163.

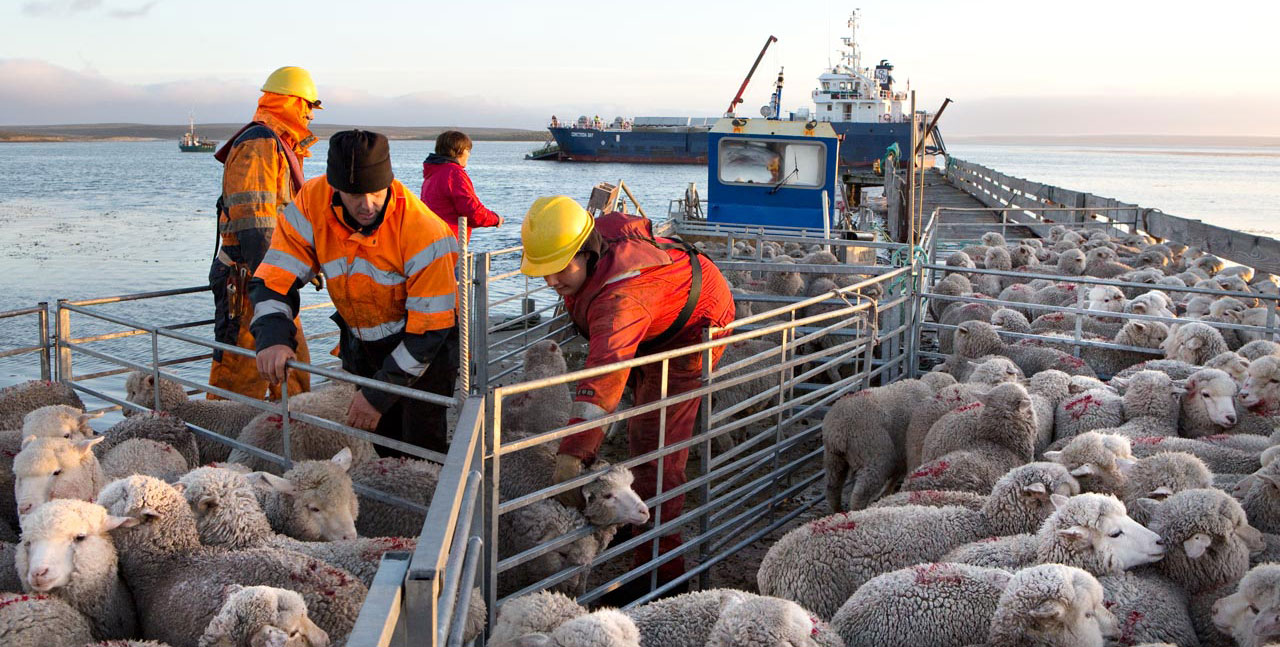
1239;340;1280;361
829;562;1013;647
1164;322;1231;365
95;475;366;647
904;358;1023;471
99;438;188;482
1043;432;1135;495
1079;320;1169;379
12;436;107;516
97;412;200;471
247;449;359;542
1086;284;1128;314
1119;451;1213;524
488;590;588;646
501;341;573;437
1129;436;1264;474
1207;350;1251;386
1240;355;1280;418
911;382;1039;494
1055;248;1087;276
939;302;997;354
1211;563;1280;647
510;608;642;647
710;338;783;431
931;273;973;320
0;380;85;430
1234;458;1280;533
822;377;939;511
1052;387;1126;445
1179;368;1244;437
347;456;439;538
704;594;842;647
1030;310;1123;339
497;464;650;597
15;499;136;640
1;405;102;535
124;372;261;464
869;488;988;510
941;533;1041;570
756;461;1079;619
1032;282;1083;310
1084;247;1135;279
197;585;328;647
1027;370;1072;454
0;591;96;647
983;564;1118;647
996;284;1038;318
227;382;376;475
951;320;1097;379
1113;358;1202;382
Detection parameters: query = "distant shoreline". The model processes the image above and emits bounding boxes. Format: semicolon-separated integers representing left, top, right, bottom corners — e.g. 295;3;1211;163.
0;123;545;143
948;134;1280;148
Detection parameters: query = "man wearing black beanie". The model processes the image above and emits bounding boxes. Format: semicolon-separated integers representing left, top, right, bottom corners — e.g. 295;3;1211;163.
248;129;461;456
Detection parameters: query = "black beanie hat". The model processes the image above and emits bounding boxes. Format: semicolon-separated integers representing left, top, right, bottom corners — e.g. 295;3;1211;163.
327;129;393;194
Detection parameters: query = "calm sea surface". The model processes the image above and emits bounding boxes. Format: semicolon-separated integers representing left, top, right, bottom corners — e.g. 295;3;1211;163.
1;139;1277;388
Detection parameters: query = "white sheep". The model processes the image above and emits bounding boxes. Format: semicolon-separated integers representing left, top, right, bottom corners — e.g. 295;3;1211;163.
1043;432;1135;495
1100;370;1184;438
904;358;1023;471
124;372;261;463
951;320;1096;378
227;383;376;475
96;412;200;472
1210;563;1280;647
1129;435;1265;474
1086;284;1128;314
1163;322;1231;365
829;562;1012;647
0;380;85;430
911;382;1038;494
983;564;1119;647
1119;451;1213;524
197;585;329;647
1179;368;1243;437
757;461;1079;619
15;499;136;640
1052;387;1125;446
1;405;101;536
0;590;96;647
12;436;106;516
349;456;440;538
246;449;359;542
1235;458;1280;534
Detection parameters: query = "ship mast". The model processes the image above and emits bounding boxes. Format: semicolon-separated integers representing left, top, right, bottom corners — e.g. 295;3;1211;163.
841;10;862;74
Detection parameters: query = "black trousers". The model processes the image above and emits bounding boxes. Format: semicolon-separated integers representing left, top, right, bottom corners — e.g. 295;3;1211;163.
339;323;460;457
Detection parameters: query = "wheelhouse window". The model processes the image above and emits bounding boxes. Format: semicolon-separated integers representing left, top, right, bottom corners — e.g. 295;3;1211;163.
718;138;826;189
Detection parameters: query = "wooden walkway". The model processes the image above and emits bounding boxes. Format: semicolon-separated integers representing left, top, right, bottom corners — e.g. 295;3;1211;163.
915;168;1036;242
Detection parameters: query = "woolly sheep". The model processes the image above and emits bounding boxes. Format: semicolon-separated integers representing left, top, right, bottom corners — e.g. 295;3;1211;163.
0;590;96;647
349;456;438;538
1164;322;1231;365
1052;387;1125;445
704;594;841;647
1119;451;1213;524
913;383;1038;493
1130;435;1264;474
952;320;1096;378
227;383;376;475
511;609;641;647
0;380;85;430
984;564;1118;647
1084;247;1135;279
1087;285;1127;314
99;438;189;482
939;302;996;354
197;585;328;647
757;461;1078;619
1033;493;1165;576
489;590;586;646
15;499;136;640
1043;432;1135;495
904;358;1022;471
869;488;988;510
1109;370;1184;436
1211;563;1280;647
1241;355;1280;417
1030;310;1123;338
95;475;366;647
1240;339;1280;361
830;562;1013;647
1207;350;1251;386
247;449;359;542
497;464;649;597
1235;459;1280;533
1080;320;1169;379
941;533;1040;570
97;412;200;470
1145;488;1264;595
124;372;261;464
931;273;973;320
1180;368;1243;436
1112;358;1202;383
1027;370;1072;454
1;405;101;535
13;436;106;516
1056;248;1087;276
822;377;938;511
501;340;572;437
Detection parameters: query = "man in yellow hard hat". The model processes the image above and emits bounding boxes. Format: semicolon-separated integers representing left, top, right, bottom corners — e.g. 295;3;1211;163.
208;66;322;400
520;196;735;600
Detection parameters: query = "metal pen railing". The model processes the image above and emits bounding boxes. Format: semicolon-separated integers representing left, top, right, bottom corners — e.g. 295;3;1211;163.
0;302;51;380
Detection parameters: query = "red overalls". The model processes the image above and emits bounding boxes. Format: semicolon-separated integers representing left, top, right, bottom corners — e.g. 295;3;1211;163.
558;213;736;583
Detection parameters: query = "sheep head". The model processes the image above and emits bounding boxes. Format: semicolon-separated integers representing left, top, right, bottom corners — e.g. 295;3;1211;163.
15;499;130;593
13;435;104;516
199;584;329;647
983;462;1080;536
1240;355;1280;409
1035;493;1164;576
21;405;101;441
1146;488;1263;593
1212;563;1280;647
580;464;649;527
988;564;1117;647
1043;432;1135;496
248;449;358;541
1183;368;1239;428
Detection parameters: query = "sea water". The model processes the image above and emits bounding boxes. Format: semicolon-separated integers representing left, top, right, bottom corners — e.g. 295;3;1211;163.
1;139;1277;386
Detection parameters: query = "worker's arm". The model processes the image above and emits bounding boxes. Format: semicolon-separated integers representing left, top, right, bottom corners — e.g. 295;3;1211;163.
222;133;289;270
363;230;461;413
448;169;502;229
248;202;319;352
557;292;655;462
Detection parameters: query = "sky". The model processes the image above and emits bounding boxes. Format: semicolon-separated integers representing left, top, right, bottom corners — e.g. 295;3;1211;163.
2;0;1278;136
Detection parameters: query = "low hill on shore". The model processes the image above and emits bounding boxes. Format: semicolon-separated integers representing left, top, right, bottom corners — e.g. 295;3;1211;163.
0;123;544;143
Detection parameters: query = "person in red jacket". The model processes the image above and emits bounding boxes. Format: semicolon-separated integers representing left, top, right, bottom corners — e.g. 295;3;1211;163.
419;130;502;240
519;196;735;601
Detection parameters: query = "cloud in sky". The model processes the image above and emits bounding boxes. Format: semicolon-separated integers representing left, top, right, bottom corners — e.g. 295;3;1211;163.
1;58;1277;137
21;0;155;18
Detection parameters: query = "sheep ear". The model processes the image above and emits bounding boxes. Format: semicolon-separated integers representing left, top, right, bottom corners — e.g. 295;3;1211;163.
104;515;135;531
1042;450;1063;462
143;374;155;387
1049;493;1071;510
1069;464;1096;477
1183;533;1213;559
1022;482;1047;495
1028;600;1065;620
1257;474;1280;490
196;496;219;513
20;434;37;449
1187;337;1204;350
1057;526;1091;545
248;472;297;496
75;436;105;456
1132;322;1147;332
331;447;353;471
1114;458;1136;475
78;411;104;425
1148;486;1174;499
1236;523;1265;552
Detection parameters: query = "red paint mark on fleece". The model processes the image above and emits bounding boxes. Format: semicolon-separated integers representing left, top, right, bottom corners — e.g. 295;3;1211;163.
910;461;951;480
1059;354;1086;368
907;490;944;504
1118;610;1145;645
810;515;858;535
955;402;983;413
978;536;1002;543
0;594;51;610
1132;437;1166;446
1065;394;1102;420
912;563;965;586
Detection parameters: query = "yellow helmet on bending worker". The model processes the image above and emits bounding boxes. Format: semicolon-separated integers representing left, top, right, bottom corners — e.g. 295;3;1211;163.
520;196;595;276
261;66;323;107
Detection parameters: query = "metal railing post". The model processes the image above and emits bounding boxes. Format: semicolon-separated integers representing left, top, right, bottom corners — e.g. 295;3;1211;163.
474;254;491;390
458;216;470;400
55;299;71;381
38;302;51;381
698;327;713;591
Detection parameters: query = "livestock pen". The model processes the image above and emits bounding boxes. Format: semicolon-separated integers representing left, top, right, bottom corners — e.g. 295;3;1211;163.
2;158;1279;646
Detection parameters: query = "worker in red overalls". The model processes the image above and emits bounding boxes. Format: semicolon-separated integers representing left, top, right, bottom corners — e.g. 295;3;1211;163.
519;196;735;600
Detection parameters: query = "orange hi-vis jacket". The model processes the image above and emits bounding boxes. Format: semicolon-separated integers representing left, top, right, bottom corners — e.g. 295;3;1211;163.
249;176;460;411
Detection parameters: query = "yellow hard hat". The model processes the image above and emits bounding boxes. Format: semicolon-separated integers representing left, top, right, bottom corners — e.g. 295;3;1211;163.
261;66;322;108
520;196;594;277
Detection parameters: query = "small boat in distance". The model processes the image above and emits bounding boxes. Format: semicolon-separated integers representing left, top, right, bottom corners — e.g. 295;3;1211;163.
178;115;216;152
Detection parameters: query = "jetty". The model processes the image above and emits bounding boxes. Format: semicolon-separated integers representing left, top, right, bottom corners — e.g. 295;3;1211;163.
1;156;1275;647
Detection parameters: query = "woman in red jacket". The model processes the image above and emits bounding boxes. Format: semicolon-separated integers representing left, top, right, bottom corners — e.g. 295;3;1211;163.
419;130;502;239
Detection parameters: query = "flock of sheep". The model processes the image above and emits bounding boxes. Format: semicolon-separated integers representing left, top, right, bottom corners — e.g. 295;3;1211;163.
1;222;1279;647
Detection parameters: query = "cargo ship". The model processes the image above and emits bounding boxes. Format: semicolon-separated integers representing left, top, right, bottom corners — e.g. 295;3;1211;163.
529;10;944;168
178;115;216;153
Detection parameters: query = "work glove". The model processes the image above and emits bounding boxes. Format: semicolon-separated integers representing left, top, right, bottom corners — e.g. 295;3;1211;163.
552;453;585;509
